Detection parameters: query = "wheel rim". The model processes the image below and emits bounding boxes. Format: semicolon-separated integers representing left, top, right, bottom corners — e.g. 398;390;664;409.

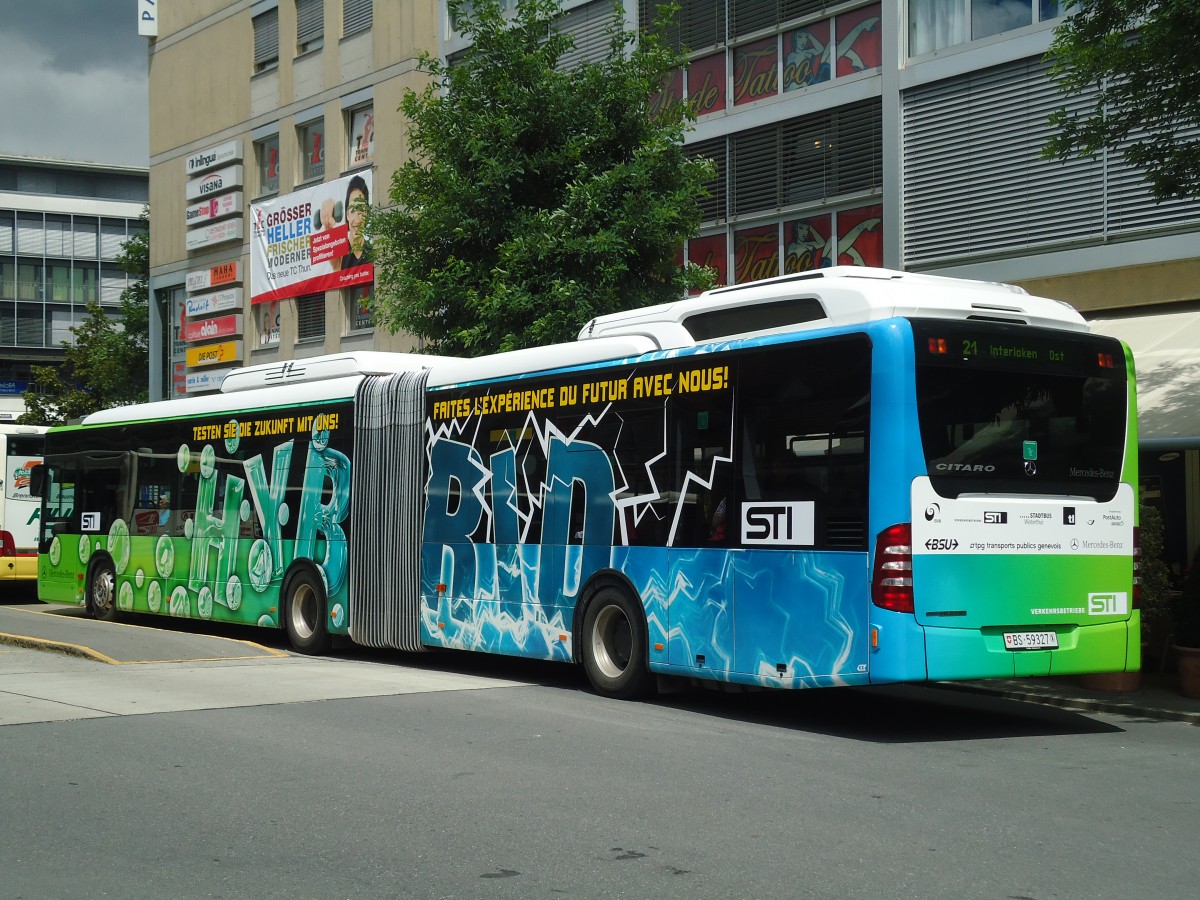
591;603;633;679
290;581;317;641
93;568;114;616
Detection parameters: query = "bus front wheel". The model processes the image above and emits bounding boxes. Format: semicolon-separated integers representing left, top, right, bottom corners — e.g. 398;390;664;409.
581;587;653;700
284;569;331;655
89;557;117;623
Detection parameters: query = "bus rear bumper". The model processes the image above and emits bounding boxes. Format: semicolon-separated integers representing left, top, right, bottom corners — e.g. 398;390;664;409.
923;614;1140;681
1;555;38;582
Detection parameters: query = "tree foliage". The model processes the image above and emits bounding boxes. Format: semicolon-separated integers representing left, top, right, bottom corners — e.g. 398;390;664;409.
1044;0;1200;201
20;209;150;425
366;0;715;356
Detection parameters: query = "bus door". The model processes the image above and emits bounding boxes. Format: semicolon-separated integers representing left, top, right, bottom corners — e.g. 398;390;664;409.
665;393;736;676
729;339;873;685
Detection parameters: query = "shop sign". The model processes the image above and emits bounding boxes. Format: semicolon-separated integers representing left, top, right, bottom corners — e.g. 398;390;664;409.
186;218;244;252
185;140;243;176
186;261;241;292
183;314;242;343
186;192;242;226
186;340;243;368
186;165;244;201
184;368;235;393
185;287;242;318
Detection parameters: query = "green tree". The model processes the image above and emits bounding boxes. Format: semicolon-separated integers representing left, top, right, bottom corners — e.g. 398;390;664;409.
366;0;715;356
1044;0;1200;201
20;209;150;425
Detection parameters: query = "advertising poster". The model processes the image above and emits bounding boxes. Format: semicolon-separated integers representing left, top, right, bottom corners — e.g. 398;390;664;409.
348;108;374;166
688;234;727;291
784;20;832;90
836;4;882;77
259;300;281;344
837;204;883;267
250;171;373;305
784;214;833;272
733;37;778;106
688;53;726;118
734;225;779;284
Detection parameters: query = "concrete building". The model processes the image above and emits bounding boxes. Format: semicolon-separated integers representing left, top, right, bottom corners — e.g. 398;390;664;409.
0;155;148;421
146;1;1200;568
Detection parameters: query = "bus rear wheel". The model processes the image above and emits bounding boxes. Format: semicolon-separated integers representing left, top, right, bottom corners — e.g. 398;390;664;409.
89;558;117;623
581;587;653;700
284;569;331;655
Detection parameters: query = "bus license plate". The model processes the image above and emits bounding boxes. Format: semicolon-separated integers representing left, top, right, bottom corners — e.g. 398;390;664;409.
1003;631;1059;651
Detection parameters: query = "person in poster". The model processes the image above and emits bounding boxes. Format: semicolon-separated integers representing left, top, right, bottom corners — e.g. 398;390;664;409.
316;175;370;271
340;175;370;270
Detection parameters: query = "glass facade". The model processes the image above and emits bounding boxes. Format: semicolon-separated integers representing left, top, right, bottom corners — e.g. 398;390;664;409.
0;158;145;404
0;208;140;349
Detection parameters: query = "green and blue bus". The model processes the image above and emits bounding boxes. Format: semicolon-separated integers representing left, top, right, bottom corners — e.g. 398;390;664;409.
34;268;1139;697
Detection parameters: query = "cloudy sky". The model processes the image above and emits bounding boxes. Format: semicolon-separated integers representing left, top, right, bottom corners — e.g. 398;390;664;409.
0;1;150;167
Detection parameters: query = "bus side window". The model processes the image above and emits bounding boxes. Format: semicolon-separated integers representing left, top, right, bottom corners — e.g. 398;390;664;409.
670;393;733;548
736;338;871;550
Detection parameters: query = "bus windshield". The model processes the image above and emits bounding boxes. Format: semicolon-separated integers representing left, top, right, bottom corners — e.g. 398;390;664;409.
912;320;1127;501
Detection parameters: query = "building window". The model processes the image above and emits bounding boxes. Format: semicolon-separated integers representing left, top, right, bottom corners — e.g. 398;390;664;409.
296;0;324;54
73;264;99;303
16;303;45;347
100;263;126;305
298;119;325;182
344;0;372;36
255;134;280;195
909;0;1063;56
100;219;126;260
253;6;279;72
258;300;281;345
72;216;98;257
0;210;13;253
296;293;325;340
346;105;374;168
347;287;373;331
17;260;42;301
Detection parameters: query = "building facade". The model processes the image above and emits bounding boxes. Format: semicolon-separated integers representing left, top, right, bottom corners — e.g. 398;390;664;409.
146;1;1200;569
0;155;148;421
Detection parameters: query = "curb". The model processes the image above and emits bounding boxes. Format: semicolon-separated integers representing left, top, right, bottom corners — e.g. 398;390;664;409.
0;631;120;665
938;681;1200;726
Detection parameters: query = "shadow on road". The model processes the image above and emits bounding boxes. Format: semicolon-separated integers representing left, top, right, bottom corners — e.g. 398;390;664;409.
14;599;1123;742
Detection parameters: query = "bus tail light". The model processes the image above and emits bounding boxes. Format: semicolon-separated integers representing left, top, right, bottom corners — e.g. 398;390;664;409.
1132;526;1141;610
0;530;14;557
872;523;914;613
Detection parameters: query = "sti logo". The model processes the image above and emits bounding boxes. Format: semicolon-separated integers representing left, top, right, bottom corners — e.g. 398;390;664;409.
983;511;1007;524
81;512;101;532
1088;592;1129;616
741;501;815;546
1063;507;1076;525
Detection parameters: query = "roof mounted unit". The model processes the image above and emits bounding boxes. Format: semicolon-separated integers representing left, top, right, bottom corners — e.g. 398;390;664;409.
577;266;1084;348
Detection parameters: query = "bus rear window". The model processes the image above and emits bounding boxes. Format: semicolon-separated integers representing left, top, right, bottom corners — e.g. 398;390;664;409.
912;321;1127;500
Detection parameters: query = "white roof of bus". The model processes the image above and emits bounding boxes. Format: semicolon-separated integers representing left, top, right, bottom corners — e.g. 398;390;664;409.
578;266;1088;343
76;268;1088;426
79;376;371;426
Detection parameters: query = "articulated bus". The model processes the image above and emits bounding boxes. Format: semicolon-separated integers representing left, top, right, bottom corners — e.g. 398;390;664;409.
2;423;47;588
34;268;1139;697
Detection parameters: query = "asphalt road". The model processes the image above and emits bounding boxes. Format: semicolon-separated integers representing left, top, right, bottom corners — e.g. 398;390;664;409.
2;607;1198;899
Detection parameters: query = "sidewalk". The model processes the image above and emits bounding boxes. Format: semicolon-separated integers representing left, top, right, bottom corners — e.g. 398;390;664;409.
0;603;285;664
